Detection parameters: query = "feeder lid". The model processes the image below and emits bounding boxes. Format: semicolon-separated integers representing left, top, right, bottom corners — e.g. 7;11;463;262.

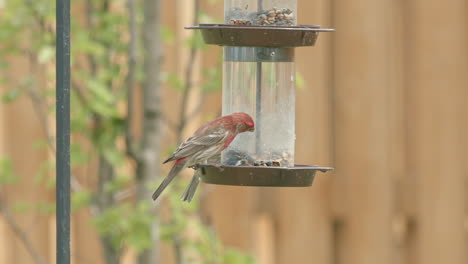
196;164;333;187
185;24;334;47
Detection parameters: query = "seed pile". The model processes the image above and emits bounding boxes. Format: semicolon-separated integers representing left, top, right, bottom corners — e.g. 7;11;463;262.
253;160;281;167
223;150;292;167
256;7;295;26
229;19;252;25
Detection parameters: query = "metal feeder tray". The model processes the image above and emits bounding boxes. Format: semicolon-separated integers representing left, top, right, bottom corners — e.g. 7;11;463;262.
196;165;333;187
185;24;334;47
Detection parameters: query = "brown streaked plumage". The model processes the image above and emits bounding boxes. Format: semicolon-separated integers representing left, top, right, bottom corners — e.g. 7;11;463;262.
152;112;255;202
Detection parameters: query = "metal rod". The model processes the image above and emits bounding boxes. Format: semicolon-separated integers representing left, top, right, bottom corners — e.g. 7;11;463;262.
255;0;262;153
255;61;262;153
56;0;71;262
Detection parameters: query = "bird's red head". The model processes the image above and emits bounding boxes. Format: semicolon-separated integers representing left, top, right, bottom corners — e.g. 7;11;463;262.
231;112;255;133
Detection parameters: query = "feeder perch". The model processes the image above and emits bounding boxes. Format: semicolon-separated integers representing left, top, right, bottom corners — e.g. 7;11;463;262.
186;0;334;187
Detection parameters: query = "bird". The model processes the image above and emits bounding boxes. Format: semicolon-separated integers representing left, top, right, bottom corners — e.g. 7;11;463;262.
152;112;255;202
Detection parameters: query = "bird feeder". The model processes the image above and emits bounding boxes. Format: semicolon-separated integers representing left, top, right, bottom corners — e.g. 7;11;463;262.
187;0;333;187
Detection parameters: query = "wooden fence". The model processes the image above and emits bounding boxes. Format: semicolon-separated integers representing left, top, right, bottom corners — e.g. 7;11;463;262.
1;0;467;263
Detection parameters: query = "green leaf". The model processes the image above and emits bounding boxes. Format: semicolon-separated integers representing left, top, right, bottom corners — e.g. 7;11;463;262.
103;175;131;194
38;46;55;64
33;139;49;150
87;79;115;105
0;61;9;70
93;202;154;252
125;201;153;252
165;73;185;92
12;201;56;214
0;158;17;185
199;11;222;24
102;147;125;167
12;202;35;213
46;174;56;190
72;190;93;211
71;143;90;167
34;159;55;185
296;72;305;90
37;202;56;214
88;98;120;118
73;31;105;57
222;248;256;264
162;26;175;44
1;88;22;103
185;32;207;50
201;67;222;93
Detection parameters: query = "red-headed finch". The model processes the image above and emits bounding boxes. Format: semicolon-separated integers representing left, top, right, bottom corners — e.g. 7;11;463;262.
152;112;255;202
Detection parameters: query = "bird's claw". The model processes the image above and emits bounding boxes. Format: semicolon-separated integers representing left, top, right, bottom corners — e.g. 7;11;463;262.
189;164;200;170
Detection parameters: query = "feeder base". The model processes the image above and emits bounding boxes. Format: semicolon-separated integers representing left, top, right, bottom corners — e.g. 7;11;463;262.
185;24;334;48
196;164;333;187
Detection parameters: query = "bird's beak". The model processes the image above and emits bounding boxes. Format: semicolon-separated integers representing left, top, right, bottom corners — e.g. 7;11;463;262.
248;127;255;132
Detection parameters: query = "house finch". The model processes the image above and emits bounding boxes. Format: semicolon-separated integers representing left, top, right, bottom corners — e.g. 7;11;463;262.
152;112;255;202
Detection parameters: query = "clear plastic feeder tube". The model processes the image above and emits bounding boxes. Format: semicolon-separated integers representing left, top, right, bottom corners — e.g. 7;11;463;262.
222;47;295;167
225;0;297;26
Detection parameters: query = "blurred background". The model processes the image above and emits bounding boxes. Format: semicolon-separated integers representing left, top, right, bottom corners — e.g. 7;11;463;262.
0;0;467;264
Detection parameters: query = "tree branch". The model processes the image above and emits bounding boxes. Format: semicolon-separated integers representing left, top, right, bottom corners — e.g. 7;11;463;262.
0;201;49;264
26;55;100;216
167;2;202;264
160;113;178;133
125;0;139;161
176;0;200;143
185;93;206;122
136;0;163;263
71;80;90;109
23;0;54;34
27;82;100;216
86;0;97;75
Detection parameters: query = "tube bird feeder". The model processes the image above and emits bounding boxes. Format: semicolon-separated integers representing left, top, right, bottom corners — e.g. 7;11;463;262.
187;0;333;187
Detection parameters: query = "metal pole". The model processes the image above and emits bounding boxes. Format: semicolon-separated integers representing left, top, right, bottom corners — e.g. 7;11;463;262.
56;0;71;263
255;0;262;153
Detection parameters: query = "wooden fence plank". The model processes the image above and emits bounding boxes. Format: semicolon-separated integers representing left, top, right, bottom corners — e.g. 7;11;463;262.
405;1;468;263
274;0;334;264
331;0;394;263
0;1;467;264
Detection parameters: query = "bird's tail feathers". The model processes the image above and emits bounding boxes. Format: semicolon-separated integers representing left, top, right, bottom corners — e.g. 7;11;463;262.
162;156;175;164
180;173;200;202
152;161;185;201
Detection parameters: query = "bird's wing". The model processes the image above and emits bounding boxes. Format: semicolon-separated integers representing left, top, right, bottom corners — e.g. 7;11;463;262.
166;126;230;162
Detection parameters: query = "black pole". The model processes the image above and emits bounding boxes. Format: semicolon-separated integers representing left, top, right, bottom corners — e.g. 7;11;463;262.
56;0;71;263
